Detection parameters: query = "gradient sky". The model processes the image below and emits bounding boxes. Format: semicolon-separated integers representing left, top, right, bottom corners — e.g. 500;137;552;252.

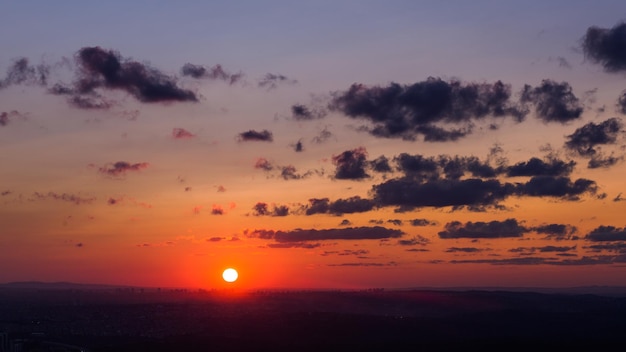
2;0;626;290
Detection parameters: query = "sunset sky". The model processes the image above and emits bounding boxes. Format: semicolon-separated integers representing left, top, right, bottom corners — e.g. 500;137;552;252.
2;0;626;290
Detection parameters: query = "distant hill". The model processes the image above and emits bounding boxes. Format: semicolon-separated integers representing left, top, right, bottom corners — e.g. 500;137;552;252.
2;281;626;296
409;285;626;297
0;281;132;290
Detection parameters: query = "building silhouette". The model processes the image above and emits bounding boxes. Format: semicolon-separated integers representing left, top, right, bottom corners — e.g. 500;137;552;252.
0;332;8;352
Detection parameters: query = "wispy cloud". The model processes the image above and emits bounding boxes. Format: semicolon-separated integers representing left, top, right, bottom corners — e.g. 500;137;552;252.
247;226;403;242
258;73;297;90
172;127;195;139
237;129;273;142
98;161;149;177
181;63;243;84
31;192;96;205
0;58;48;89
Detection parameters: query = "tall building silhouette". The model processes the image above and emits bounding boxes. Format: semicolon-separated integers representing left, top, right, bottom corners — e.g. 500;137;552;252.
0;332;7;352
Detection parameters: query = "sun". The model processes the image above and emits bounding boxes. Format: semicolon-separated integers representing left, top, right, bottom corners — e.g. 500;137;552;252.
222;268;238;283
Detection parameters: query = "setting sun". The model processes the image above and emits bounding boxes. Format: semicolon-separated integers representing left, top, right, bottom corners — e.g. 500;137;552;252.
222;268;238;283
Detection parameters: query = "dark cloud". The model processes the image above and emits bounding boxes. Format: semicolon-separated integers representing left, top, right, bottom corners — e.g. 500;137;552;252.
395;153;500;181
406;248;429;252
510;245;577;254
445;155;500;179
372;177;513;209
410;218;436;226
247;226;403;242
253;202;270;216
305;198;330;215
368;170;596;211
280;165;299;180
267;242;321;249
555;57;572;69
369;155;392;173
387;219;403;226
438;219;528;239
180;63;211;78
582;22;626;72
327;262;398;267
337;249;370;256
292;104;312;120
279;165;315;180
397;235;430;246
0;110;26;126
618;91;626;114
339;219;352;226
586;242;626;253
254;159;319;180
211;205;224;215
180;63;243;84
445;247;484;253
304;196;375;215
247;229;275;240
258;73;297;89
394;153;439;180
291;104;327;120
332;147;369;180
49;83;74;95
207;237;224;242
537;245;576;253
533;223;578;240
104;196;152;208
293;140;304;152
0;57;48;88
506;157;575;177
254;157;274;171
449;256;622;266
520;80;583;123
252;202;289;217
564;118;623;157
98;161;149;177
172;128;195;139
586;226;626;242
413;125;470;142
328;196;376;215
31;192;96;205
74;46;197;103
587;154;622;169
311;126;333;144
68;95;112;109
48;83;113;110
514;176;597;199
329;78;526;140
238;129;273;142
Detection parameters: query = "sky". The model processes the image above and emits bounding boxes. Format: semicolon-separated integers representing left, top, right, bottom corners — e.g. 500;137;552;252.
1;0;626;290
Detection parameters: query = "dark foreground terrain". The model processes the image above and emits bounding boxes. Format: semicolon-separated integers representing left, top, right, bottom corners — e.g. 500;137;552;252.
1;284;625;351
